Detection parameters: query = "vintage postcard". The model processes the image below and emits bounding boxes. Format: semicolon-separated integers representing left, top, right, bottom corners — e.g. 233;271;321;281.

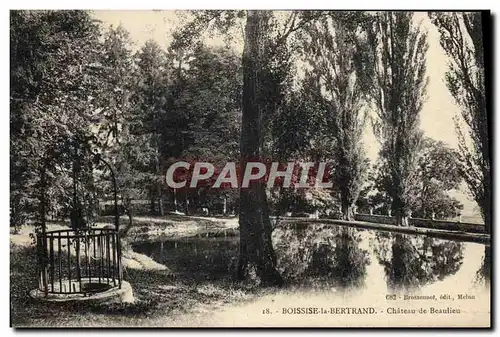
10;9;491;328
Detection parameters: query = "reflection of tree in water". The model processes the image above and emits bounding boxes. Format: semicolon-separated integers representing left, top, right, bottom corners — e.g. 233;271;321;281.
308;227;370;288
273;224;370;288
273;223;314;278
373;233;464;290
475;245;491;286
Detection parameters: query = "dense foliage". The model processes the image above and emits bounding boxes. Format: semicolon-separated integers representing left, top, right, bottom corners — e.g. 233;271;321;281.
429;12;490;233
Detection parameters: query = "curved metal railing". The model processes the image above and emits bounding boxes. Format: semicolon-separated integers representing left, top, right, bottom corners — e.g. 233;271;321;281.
36;228;122;295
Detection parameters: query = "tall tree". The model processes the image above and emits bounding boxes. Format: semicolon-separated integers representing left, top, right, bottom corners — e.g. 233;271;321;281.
95;24;149;232
413;137;463;219
10;10;104;231
365;12;429;226
429;12;490;233
96;25;134;147
166;44;242;214
172;10;325;285
302;14;369;220
238;11;283;285
363;138;464;220
132;40;170;215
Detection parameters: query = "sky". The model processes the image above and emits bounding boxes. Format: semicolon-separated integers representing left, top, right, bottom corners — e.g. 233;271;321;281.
91;10;479;216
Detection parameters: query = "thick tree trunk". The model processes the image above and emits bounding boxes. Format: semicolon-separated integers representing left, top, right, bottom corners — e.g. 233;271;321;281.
237;10;283;286
483;245;491;283
127;212;133;231
340;191;354;221
184;190;190;216
157;176;165;216
71;154;84;229
149;194;155;214
158;193;164;216
482;202;491;235
173;188;178;212
392;196;409;227
122;213;133;237
71;158;78;229
395;213;409;227
121;203;134;237
482;176;491;235
39;163;47;235
156;145;164;216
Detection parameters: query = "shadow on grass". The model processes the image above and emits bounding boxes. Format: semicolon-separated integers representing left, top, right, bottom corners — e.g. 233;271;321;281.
10;243;256;327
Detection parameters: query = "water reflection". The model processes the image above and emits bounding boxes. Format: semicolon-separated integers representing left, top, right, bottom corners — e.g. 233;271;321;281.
135;237;238;281
273;226;369;288
312;227;370;287
372;232;465;290
132;224;486;291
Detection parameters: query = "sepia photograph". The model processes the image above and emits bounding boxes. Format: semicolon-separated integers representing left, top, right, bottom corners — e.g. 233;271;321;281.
9;9;491;328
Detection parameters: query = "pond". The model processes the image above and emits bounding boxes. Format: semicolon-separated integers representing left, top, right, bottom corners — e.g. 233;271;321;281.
131;224;490;292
